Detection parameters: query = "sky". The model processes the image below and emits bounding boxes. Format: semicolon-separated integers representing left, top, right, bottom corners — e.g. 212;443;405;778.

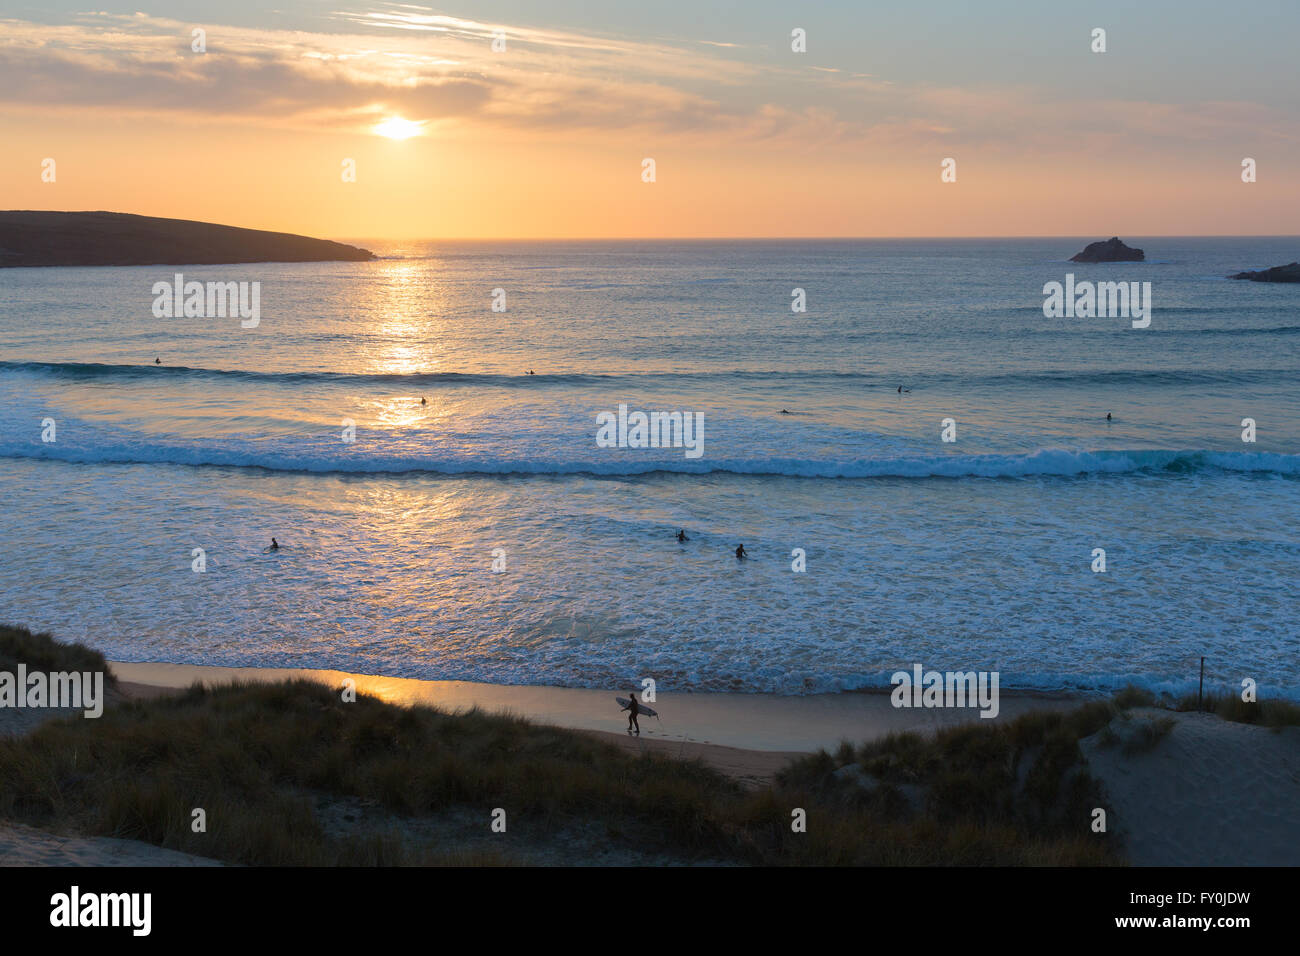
0;1;1297;239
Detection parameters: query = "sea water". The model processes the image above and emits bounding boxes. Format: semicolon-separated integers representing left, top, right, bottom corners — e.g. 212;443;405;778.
1;237;1297;697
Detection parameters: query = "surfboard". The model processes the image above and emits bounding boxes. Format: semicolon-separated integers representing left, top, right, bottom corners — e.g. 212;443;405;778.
615;697;658;718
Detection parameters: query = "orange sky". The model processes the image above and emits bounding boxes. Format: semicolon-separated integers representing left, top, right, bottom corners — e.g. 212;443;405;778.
1;8;1296;239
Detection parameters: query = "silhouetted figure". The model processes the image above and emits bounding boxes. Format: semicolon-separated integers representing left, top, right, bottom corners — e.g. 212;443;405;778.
897;385;911;393
268;538;279;551
155;357;161;365
676;529;688;543
780;409;791;414
1106;412;1112;421
735;543;747;560
625;691;640;736
421;397;427;406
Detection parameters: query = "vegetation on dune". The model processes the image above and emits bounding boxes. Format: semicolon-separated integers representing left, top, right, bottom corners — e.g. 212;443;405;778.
771;700;1122;865
0;624;116;685
1173;692;1300;730
0;676;747;865
3;625;1286;866
0;677;1124;866
1115;681;1300;729
0;683;1119;865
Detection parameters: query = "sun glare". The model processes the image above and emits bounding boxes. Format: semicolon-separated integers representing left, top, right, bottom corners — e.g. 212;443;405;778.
373;116;423;140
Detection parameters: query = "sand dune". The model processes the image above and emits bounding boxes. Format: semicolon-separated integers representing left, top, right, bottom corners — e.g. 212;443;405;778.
1082;708;1300;866
0;686;226;866
0;821;222;867
584;730;804;790
4;669;1296;867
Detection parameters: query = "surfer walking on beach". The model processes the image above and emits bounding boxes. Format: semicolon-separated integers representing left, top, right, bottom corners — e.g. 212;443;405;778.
625;691;640;736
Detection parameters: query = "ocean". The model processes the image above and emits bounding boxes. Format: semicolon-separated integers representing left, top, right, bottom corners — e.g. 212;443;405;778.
2;237;1298;698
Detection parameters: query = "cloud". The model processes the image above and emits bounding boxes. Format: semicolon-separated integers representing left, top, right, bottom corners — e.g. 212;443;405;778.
0;12;764;134
0;8;1293;158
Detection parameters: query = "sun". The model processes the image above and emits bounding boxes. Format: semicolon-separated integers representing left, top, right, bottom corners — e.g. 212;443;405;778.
373;116;423;140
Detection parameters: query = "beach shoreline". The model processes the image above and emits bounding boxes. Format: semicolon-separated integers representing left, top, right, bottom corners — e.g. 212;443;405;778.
109;660;1083;753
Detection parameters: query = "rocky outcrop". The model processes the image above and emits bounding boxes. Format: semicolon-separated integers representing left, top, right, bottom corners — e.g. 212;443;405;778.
0;211;376;267
1229;262;1300;283
1070;237;1145;262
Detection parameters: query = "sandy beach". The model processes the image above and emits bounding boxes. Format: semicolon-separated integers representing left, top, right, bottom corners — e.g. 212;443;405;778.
117;669;810;788
108;661;1080;752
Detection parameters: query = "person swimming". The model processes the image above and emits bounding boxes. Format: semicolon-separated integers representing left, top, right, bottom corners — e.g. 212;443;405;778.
735;543;747;559
1106;412;1112;421
780;409;791;415
676;529;688;543
268;538;279;551
155;357;161;365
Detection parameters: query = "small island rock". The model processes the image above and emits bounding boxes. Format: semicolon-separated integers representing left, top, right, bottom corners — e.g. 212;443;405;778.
1070;237;1145;263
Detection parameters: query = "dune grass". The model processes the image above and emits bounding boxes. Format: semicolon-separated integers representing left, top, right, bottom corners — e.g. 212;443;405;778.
0;676;750;865
1079;680;1300;730
0;682;1122;865
0;624;116;684
0;625;1138;865
771;700;1122;865
1173;692;1300;730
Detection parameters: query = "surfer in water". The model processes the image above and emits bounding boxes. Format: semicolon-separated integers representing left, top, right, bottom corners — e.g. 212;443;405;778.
625;691;640;736
1106;412;1112;422
267;538;280;552
780;408;791;415
676;529;688;543
897;385;911;393
155;357;161;365
735;543;747;560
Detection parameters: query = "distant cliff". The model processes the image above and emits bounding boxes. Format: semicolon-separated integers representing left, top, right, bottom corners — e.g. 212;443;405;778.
1229;262;1300;283
0;211;376;267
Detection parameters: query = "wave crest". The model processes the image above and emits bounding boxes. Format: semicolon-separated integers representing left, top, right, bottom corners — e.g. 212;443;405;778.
4;441;1298;480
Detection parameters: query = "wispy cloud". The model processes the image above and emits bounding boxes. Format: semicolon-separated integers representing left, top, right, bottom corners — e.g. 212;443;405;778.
0;7;1293;155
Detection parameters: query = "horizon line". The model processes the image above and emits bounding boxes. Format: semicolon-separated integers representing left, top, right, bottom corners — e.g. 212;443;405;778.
336;233;1300;242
